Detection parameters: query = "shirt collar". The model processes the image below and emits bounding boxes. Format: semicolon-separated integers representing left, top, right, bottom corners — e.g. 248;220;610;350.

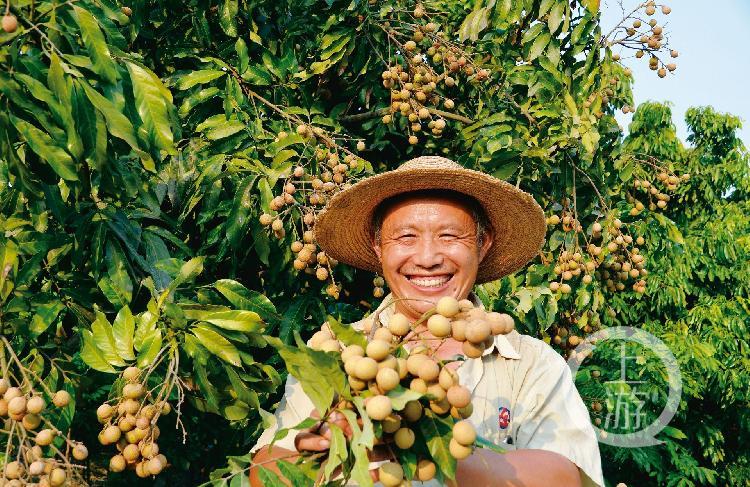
371;292;521;361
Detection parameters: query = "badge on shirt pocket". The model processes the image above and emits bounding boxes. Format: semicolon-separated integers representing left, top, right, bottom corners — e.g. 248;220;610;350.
498;406;511;430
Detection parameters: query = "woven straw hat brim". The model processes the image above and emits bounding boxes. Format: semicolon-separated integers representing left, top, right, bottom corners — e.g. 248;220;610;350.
314;157;546;283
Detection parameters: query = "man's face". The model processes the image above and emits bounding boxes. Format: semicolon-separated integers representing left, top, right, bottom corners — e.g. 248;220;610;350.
372;194;493;320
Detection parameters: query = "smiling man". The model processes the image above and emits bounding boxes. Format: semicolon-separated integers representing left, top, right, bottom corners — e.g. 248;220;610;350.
250;156;604;486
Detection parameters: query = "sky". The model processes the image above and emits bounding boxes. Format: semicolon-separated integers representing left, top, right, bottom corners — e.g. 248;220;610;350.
600;0;750;146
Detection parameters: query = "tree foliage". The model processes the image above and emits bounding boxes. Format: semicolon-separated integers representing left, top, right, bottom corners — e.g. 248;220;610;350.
0;0;747;485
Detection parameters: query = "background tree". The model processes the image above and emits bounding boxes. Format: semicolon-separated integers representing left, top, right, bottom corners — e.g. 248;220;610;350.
0;0;747;485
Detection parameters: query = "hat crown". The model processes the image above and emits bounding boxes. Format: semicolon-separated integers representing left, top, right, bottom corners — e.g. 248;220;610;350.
399;156;462;170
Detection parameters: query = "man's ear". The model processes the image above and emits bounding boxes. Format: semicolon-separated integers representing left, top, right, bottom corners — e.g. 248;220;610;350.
372;238;383;262
478;227;494;262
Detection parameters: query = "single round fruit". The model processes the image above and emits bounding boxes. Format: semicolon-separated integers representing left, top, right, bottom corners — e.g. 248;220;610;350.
52;390;71;407
388;313;411;336
35;429;55;446
341;344;364;362
73;443;89;460
462;340;484;358
439;367;458;389
365;395;392;421
406;353;427;376
427;383;447;402
102;425;122;444
378;355;398;371
355;357;379;381
487;312;514;335
4;461;23;479
453;420;477;446
123;443;141;462
123;366;141;382
447;385;471;408
417;359;440;382
382;414;401;433
8;396;26;415
348;375;366;391
465;320;491;344
110;454;127;472
147;456;165;475
26;396;45;414
430;397;451;415
451;319;467;341
376;368;400;392
29;460;46;476
427;314;452;337
394;427;415;449
344;356;361;376
4;386;22;401
366;340;390;361
403;400;423;422
449;437;473;459
416;459;436;481
0;378;9;395
436;296;460;317
22;413;42;430
97;403;114;422
136;416;150;430
140;441;159;458
2;14;18;33
373;327;393;342
123;398;140;415
319;339;340;353
49;468;66;487
123;383;145;399
378;462;404;487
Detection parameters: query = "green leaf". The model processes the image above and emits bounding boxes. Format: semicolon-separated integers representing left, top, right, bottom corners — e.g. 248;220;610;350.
219;0;238;36
235;38;249;74
547;2;566;33
223;400;250;420
266;335;347;415
418;410;457;479
10;116;78;181
176;70;227;90
79;81;155;171
323;423;347;481
277;461;314;487
326;315;366;348
529;30;551;61
201;310;263;332
653;213;685;245
214;279;277;319
112;306;136;361
458;7;490;42
80;329;117;373
191;324;241;366
136;328;163;367
581;0;600;14
521;23;545;45
387;386;423;410
476;435;506;454
30;299;65;336
72;6;119;84
126;61;176;154
91;310;127;366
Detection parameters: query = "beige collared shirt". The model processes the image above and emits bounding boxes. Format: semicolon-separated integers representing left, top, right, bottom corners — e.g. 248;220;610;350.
253;294;604;486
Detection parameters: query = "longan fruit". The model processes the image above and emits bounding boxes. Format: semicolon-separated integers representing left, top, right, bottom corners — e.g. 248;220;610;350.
449;438;473;459
8;396;26;415
373;327;393;342
365;395;392;421
123;383;145;399
141;441;159;458
462;340;484;358
403;400;423;422
0;398;7;417
427;314;451;337
447;385;471;408
118;415;136;432
344;356;361;376
102;425;122;444
4;461;23;479
73;443;89;460
97;403;114;422
487;312;514;335
50;468;67;486
341;344;364;363
388;313;411;336
430;397;451;415
355;357;379;381
378;355;398;371
465;320;491;344
348;375;366;391
439;367;458;390
427;383;447;402
436;296;460;317
147;456;165;475
26;396;45;414
378;462;404;486
453;420;476;445
366;340;391;361
110;454;127;472
35;429;56;446
458;299;474;311
22;413;42;430
123;398;140;415
319;339;340;353
123;366;141;382
0;378;9;395
406;354;428;376
417;359;440;382
29;460;46;476
382;414;402;433
52;390;71;407
451;319;467;341
135;461;150;478
394;427;415;449
309;329;332;349
124;443;143;462
410;378;428;394
376;368;400;392
2;14;18;33
416;459;436;481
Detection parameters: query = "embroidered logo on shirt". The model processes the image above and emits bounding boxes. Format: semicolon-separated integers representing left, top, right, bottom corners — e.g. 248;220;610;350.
498;406;511;430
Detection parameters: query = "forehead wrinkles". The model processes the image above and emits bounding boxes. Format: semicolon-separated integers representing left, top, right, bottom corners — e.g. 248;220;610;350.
381;200;476;234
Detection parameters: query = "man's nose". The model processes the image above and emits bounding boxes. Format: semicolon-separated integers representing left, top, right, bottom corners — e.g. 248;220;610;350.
412;237;444;269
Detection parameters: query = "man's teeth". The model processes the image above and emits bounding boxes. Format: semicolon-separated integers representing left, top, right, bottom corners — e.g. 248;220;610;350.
409;276;450;287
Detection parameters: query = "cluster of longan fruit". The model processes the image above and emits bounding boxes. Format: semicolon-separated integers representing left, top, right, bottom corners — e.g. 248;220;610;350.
258;131;367;298
629;170;688;212
372;276;386;298
550;249;597;294
309;296;515;484
1;376;86;487
379;4;489;144
95;366;170;478
589;220;648;294
611;1;677;79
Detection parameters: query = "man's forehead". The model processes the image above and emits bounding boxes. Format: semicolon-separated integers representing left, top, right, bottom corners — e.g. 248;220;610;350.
378;191;479;218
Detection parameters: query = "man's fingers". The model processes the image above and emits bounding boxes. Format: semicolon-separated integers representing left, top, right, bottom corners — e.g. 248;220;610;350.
294;432;330;452
369;467;379;481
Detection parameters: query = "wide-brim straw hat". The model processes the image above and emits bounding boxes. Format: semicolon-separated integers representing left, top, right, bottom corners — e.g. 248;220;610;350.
314;156;546;283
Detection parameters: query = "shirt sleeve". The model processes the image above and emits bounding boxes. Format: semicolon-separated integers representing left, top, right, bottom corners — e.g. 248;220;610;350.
512;343;605;487
250;374;315;454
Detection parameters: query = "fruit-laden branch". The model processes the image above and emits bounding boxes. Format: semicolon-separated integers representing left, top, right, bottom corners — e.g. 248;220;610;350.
339;107;474;125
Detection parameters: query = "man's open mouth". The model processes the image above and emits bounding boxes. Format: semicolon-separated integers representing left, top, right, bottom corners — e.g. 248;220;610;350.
405;274;453;289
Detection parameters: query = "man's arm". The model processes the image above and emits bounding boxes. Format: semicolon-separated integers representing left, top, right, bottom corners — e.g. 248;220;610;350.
454;448;582;487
